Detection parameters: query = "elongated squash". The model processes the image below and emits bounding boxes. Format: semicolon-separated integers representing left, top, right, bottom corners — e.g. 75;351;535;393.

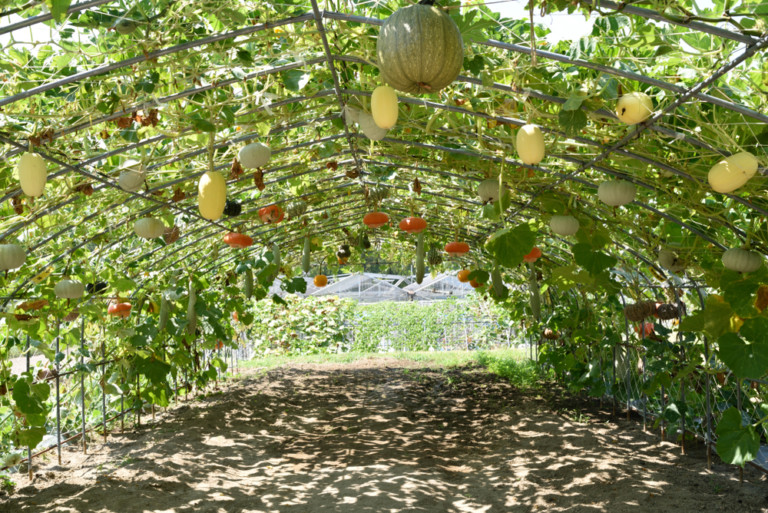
272;243;281;270
302;236;311;273
186;281;197;335
244;268;253;299
491;267;505;297
415;232;425;284
158;295;169;331
198;171;226;220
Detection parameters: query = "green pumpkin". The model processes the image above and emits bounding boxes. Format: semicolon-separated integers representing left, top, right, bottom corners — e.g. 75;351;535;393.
376;1;464;94
427;244;443;267
302;236;311;273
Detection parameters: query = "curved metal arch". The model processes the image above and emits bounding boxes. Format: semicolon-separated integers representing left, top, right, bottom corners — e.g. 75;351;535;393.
0;12;317;108
0;0;114;36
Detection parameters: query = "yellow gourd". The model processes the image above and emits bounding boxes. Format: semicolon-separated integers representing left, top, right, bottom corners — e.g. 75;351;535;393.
198;171;226;220
516;125;545;165
371;86;398;129
17;153;47;197
708;151;758;194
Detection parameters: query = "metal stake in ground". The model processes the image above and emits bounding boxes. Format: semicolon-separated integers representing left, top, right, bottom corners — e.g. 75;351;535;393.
80;316;87;454
25;335;32;480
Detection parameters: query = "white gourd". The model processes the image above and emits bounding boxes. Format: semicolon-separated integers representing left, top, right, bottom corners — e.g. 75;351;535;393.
238;142;271;169
0;244;26;270
658;249;685;273
598;180;636;207
550;215;579;236
54;280;85;299
722;248;763;273
17;153;47;197
118;160;145;192
134;218;165;239
477;178;506;203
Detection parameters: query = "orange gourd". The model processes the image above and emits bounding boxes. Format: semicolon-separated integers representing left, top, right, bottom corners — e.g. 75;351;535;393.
444;241;470;256
364;212;389;228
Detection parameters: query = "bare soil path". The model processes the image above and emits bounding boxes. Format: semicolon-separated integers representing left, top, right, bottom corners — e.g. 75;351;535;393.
1;358;766;512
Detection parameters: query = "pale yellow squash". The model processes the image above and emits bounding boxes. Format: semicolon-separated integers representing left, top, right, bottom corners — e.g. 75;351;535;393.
198;171;226;220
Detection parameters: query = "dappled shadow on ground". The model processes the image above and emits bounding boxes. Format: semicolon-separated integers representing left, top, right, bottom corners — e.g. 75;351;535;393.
2;358;767;513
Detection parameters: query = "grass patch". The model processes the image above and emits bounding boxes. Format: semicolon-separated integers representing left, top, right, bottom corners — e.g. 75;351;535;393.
241;348;537;383
474;350;551;388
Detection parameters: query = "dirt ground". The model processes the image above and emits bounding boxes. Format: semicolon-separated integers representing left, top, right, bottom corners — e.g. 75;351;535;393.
1;358;766;513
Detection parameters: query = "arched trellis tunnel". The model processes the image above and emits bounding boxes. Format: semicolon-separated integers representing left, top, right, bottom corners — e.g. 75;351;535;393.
0;0;767;503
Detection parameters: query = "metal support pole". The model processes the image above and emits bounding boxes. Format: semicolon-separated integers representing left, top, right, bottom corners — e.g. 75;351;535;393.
737;380;744;484
695;286;713;469
80;317;87;454
136;375;141;428
54;320;62;465
101;331;107;443
673;287;686;454
120;381;125;433
25;335;32;480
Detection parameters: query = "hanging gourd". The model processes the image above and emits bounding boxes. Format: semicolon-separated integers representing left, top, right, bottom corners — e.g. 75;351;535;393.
243;268;253;299
658;249;685;273
516;125;545;165
54;279;85;299
186;280;197;335
523;247;542;263
371;85;399;129
17;152;47;197
359;232;372;250
550;215;579;236
598;180;636;207
415;232;426;284
272;243;281;272
337;244;352;260
376;0;464;94
238;142;271;169
616;92;653;125
707;151;759;194
477;179;507;204
198;171;226;220
302;236;311;273
722;248;763;273
623;301;657;322
0;244;26;271
223;232;253;249
134;217;165;239
491;268;505;297
118;160;146;192
427;245;443;266
457;269;470;283
285;200;308;219
314;274;328;287
358;112;387;141
258;204;284;224
399;217;427;234
223;199;242;217
444;241;470;256
107;300;132;318
364;212;389;228
158;295;170;331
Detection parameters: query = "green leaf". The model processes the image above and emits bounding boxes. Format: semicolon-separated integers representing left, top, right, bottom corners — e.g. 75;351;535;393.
282;70;310;92
572;243;616;276
134;356;171;386
561;95;585;111
191;117;216;132
13;426;46;449
114;277;136;292
46;0;72;23
716;407;760;467
484;224;536;268
679;296;733;339
12;378;49;415
467;269;489;284
720;270;760;317
718;331;768;379
558;108;587;135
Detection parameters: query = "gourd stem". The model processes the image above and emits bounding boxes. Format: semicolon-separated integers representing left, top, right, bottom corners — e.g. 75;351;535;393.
207;133;215;173
529;0;537;67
